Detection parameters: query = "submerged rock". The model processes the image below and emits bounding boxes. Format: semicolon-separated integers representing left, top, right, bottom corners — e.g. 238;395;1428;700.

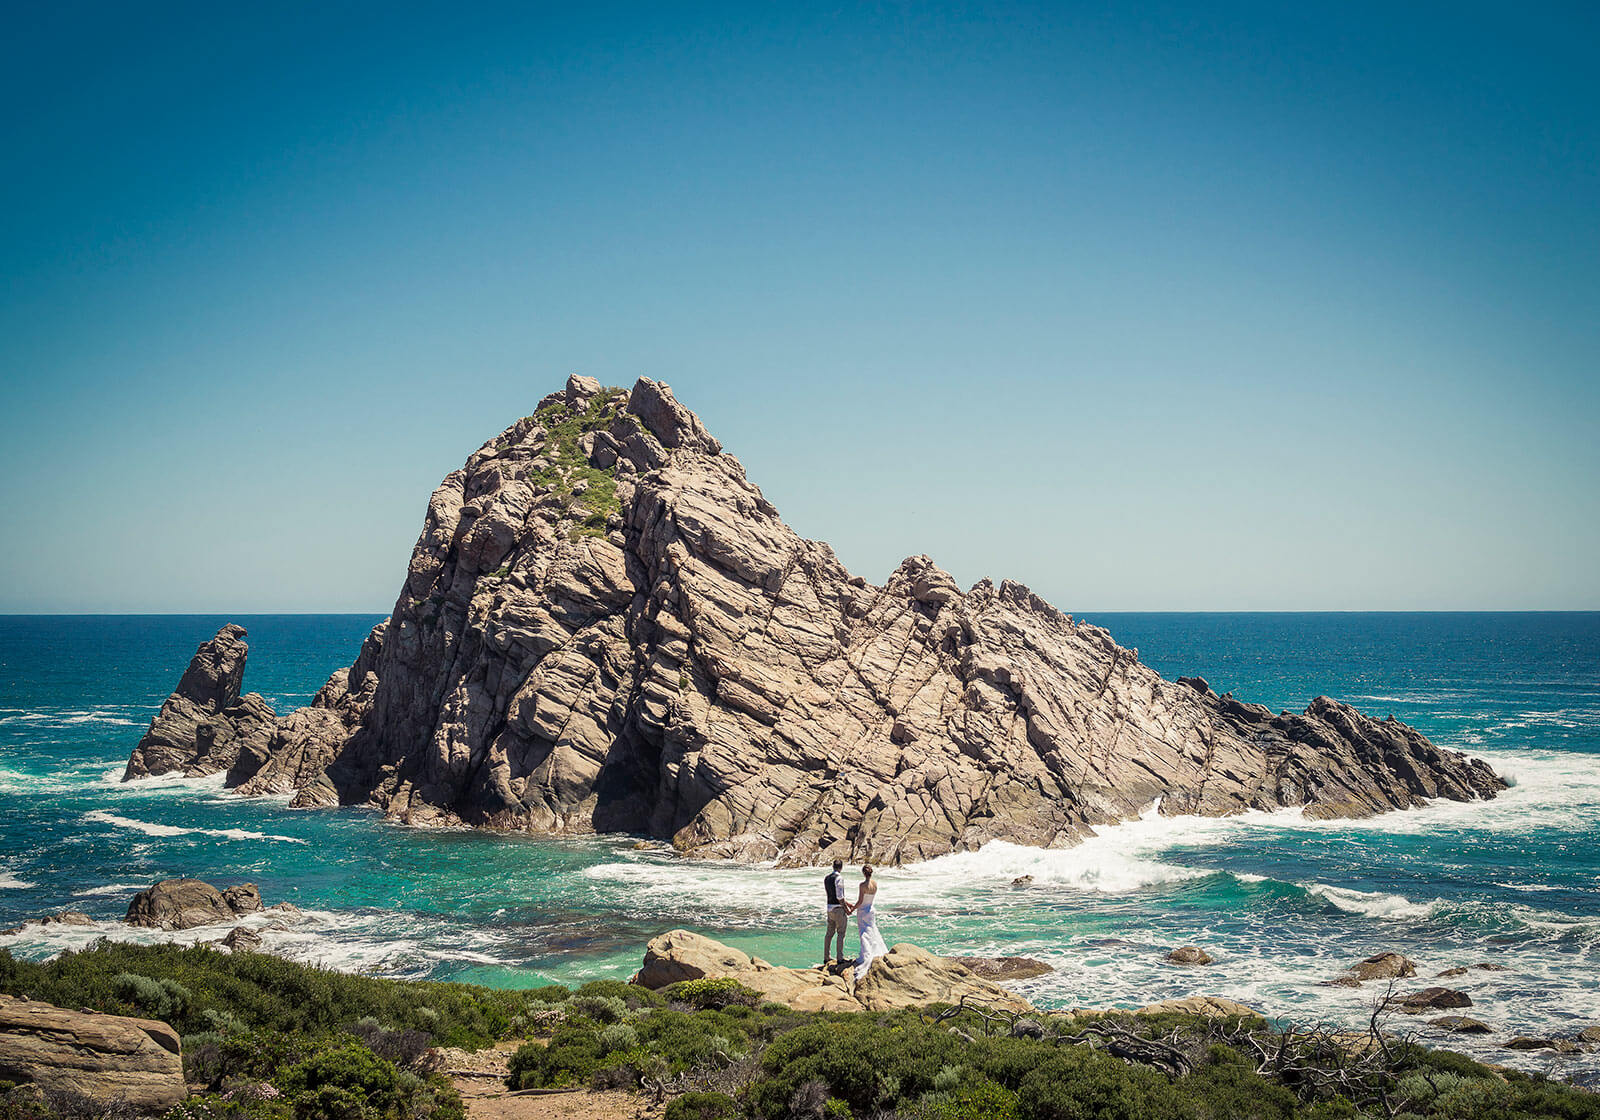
0;911;94;936
127;377;1506;865
1431;1016;1492;1034
952;956;1054;981
1337;952;1418;984
0;995;185;1111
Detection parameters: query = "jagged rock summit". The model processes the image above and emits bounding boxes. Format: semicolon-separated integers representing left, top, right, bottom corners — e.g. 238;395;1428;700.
126;376;1504;865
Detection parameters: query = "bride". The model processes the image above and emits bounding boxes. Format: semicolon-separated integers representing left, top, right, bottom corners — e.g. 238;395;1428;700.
853;865;888;980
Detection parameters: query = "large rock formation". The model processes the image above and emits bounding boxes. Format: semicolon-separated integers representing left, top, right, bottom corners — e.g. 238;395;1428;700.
633;929;1031;1013
124;624;275;780
125;377;1505;865
0;996;185;1110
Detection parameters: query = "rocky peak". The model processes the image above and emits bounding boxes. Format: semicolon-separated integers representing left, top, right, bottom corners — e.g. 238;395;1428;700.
126;377;1505;864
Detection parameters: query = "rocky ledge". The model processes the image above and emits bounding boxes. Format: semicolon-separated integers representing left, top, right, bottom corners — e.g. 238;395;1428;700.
125;376;1503;865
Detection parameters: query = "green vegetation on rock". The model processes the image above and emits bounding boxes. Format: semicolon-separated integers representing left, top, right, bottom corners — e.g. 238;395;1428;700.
519;385;641;540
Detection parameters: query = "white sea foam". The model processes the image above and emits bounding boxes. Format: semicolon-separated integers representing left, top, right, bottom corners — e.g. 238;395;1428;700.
82;810;306;844
106;770;229;794
1301;883;1436;921
0;870;36;890
72;882;149;898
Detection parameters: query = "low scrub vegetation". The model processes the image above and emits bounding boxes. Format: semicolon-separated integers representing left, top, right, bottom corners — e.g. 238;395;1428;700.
2;945;1595;1120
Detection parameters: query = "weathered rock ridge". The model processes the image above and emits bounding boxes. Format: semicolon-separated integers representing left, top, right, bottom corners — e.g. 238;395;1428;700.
126;376;1505;865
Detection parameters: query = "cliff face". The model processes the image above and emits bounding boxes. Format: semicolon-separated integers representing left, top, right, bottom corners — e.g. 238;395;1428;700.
126;376;1504;865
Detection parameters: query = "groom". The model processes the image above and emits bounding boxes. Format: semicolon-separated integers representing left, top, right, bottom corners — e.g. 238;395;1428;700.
822;858;853;968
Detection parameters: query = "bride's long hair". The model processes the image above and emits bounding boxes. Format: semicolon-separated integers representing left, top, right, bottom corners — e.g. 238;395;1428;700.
862;864;874;879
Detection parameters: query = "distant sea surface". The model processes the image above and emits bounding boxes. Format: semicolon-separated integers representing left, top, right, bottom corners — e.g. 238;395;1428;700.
2;613;1596;1080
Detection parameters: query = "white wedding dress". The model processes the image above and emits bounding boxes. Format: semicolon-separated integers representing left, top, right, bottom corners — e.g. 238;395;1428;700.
854;888;888;980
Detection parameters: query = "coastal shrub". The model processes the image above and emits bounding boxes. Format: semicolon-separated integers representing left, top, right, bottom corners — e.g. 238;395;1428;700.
663;1092;739;1120
1013;1048;1190;1120
113;972;193;1021
568;994;629;1024
527;984;570;1003
634;1007;755;1074
274;1040;466;1120
0;943;521;1047
1181;1045;1297;1120
751;1017;961;1117
591;1046;669;1090
597;1021;640;1053
912;1077;1019;1120
343;1018;433;1068
573;978;666;1010
506;1022;604;1089
666;977;762;1010
162;1096;293;1120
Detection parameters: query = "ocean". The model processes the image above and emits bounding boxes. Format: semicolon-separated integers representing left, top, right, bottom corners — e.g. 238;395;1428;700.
1;613;1595;1081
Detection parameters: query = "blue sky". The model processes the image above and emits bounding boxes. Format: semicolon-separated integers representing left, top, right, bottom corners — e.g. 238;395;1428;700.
2;1;1595;612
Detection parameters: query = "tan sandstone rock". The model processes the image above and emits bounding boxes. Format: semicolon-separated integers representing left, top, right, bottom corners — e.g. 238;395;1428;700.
632;930;1030;1013
1136;996;1260;1019
0;995;184;1110
125;377;1506;865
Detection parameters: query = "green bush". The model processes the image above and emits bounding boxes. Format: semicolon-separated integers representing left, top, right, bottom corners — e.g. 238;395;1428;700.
635;1007;755;1075
665;977;762;1010
568;994;629;1024
916;1077;1019;1120
597;1022;639;1054
573;978;665;1010
277;1041;404;1120
663;1092;738;1120
752;1017;961;1118
505;1022;604;1089
1013;1047;1191;1120
0;943;521;1047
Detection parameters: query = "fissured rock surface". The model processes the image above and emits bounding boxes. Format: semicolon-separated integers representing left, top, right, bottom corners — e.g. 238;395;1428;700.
126;377;1505;865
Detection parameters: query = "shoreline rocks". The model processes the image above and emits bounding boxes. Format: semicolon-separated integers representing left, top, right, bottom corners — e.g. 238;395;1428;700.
1165;946;1215;966
952;956;1054;981
632;929;1032;1014
125;376;1506;865
125;878;267;931
0;995;185;1111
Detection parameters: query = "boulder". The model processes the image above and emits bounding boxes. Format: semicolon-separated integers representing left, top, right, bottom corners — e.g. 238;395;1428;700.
1136;996;1259;1020
125;879;265;930
1505;1037;1578;1053
1165;946;1214;966
855;945;1032;1013
633;930;1031;1013
125;377;1507;865
221;927;262;952
1010;876;1034;887
1431;1016;1492;1034
1344;952;1417;983
952;956;1053;981
1579;1025;1600;1046
1400;987;1472;1013
0;995;184;1110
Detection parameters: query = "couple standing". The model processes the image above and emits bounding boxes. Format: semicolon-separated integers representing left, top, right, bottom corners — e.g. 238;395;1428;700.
822;859;888;980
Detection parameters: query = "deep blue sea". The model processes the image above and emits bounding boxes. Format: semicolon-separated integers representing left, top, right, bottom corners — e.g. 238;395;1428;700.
2;614;1596;1079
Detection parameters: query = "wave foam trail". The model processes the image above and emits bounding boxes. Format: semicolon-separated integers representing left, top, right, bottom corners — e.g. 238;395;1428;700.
1301;883;1436;921
0;870;36;889
81;810;306;844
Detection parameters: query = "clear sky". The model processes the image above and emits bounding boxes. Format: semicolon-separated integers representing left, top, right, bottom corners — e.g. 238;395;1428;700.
2;2;1596;613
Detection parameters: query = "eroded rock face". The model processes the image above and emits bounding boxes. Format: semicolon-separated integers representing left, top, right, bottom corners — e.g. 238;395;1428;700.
0;995;184;1111
126;377;1506;864
124;625;275;780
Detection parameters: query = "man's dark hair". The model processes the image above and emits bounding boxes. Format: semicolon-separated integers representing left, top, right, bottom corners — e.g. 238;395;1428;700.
832;859;843;871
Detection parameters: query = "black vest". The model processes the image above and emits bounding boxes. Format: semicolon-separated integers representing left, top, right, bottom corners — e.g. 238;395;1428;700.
824;871;843;906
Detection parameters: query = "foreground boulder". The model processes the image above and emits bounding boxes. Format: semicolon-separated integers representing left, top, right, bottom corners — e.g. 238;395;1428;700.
123;625;275;780
0;995;184;1110
125;878;265;930
632;930;1030;1013
128;377;1505;864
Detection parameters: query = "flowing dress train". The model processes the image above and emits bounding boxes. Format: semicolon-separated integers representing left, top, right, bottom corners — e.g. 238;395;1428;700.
854;903;888;980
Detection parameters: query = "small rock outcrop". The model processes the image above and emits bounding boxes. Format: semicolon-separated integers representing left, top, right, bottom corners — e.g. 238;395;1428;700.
124;625;275;780
1431;1016;1492;1034
1400;987;1472;1014
1333;952;1417;985
0;995;185;1110
1136;996;1259;1020
952;956;1053;981
220;927;263;952
127;377;1505;865
632;930;1030;1013
1;911;94;936
1165;946;1215;966
125;878;265;930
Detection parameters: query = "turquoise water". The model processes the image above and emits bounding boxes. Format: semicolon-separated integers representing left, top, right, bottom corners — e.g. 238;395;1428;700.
2;614;1596;1081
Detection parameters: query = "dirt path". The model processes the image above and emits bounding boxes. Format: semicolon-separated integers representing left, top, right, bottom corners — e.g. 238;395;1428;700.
437;1041;663;1120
